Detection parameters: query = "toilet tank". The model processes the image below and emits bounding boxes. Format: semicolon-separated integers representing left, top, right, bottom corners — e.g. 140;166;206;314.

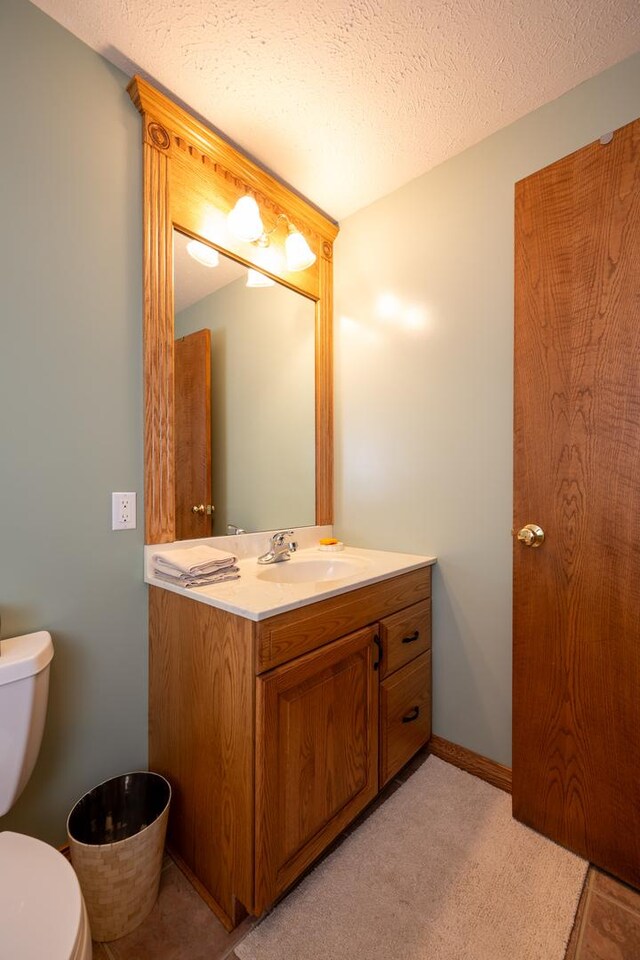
0;632;54;816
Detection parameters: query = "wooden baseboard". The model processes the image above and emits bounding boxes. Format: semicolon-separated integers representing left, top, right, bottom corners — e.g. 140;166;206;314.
429;735;512;793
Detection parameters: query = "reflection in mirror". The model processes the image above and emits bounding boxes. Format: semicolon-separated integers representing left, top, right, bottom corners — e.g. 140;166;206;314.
173;229;316;539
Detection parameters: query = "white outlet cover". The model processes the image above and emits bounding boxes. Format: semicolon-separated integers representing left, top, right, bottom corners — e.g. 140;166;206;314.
112;492;137;531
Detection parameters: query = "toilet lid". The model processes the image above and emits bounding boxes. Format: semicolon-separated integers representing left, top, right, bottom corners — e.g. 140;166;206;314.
0;831;83;960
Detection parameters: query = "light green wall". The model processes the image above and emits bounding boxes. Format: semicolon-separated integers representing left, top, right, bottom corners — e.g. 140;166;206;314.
175;274;316;535
0;0;146;843
2;1;638;843
334;51;640;766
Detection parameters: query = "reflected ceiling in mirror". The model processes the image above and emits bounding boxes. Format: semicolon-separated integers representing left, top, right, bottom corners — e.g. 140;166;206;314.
173;229;316;539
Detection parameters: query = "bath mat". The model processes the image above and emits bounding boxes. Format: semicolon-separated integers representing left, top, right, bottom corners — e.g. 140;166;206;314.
236;756;587;960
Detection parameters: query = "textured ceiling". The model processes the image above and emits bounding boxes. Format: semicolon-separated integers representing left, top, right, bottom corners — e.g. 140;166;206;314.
32;0;640;219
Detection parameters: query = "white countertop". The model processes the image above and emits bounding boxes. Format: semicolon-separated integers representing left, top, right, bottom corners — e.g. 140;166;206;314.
144;529;435;621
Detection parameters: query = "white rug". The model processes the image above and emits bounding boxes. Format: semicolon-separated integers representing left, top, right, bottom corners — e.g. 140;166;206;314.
236;756;587;960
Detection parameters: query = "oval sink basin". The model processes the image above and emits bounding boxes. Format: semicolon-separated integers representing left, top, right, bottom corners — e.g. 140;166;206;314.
257;558;365;585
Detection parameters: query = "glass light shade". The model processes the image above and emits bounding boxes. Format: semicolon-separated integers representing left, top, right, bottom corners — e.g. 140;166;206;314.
186;239;219;267
227;195;264;243
285;229;316;271
246;268;275;288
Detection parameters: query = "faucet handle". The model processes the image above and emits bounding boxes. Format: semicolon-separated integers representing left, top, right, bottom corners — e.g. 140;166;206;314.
272;530;294;545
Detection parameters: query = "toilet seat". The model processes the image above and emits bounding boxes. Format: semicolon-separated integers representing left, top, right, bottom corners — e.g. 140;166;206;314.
0;831;91;960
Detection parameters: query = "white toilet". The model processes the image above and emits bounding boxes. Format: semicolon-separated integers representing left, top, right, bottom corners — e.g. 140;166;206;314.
0;631;92;959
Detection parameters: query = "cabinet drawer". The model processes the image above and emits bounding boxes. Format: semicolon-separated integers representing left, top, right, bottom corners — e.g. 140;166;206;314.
380;652;431;786
379;599;431;679
256;567;431;673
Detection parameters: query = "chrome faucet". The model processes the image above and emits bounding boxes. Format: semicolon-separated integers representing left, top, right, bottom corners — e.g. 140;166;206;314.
227;523;246;536
257;530;298;564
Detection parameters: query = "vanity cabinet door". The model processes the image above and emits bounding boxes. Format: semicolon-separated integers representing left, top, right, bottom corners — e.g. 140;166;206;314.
255;625;379;912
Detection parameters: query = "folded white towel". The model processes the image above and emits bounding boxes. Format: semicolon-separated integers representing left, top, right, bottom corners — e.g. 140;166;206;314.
153;567;240;589
152;545;237;577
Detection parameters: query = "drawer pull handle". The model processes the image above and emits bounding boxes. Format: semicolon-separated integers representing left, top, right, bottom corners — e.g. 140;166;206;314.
402;630;420;644
373;634;383;671
402;706;420;724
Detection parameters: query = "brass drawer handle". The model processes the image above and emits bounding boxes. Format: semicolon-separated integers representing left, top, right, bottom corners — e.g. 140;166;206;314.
401;630;420;644
402;706;420;724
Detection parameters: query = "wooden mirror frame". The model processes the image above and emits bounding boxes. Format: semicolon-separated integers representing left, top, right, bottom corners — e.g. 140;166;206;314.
128;76;338;543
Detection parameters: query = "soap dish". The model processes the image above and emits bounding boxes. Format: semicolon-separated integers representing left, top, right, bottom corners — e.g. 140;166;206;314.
318;541;344;552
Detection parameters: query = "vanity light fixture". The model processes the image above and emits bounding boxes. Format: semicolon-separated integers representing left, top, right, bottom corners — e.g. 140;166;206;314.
246;268;275;288
227;197;316;273
186;239;219;268
284;223;316;271
227;195;264;243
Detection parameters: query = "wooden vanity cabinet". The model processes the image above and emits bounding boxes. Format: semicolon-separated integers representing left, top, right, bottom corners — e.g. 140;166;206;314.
148;564;431;929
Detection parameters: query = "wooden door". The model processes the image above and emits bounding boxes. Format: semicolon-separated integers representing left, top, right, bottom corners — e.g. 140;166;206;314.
255;626;379;912
174;329;213;539
513;119;640;886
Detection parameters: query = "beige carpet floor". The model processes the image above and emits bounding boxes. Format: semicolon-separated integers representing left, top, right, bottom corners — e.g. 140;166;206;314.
236;756;587;960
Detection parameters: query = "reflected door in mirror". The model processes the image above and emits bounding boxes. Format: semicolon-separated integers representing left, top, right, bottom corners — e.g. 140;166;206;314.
173;229;316;538
174;329;213;540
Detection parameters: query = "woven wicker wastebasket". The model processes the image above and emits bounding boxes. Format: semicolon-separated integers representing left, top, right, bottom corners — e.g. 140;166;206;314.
67;771;171;942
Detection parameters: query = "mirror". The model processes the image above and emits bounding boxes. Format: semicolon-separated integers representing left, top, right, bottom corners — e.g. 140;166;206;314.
173;230;316;538
128;75;338;544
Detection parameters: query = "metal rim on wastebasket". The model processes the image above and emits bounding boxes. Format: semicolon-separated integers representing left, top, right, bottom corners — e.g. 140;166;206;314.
66;771;171;849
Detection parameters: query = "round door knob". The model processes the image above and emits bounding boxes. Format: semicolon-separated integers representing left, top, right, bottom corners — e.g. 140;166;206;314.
191;504;206;515
517;523;545;547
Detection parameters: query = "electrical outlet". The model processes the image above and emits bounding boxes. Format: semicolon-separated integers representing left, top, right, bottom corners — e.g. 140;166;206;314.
112;492;137;531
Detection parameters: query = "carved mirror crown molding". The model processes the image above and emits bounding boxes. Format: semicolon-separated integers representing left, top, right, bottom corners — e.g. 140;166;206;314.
128;76;338;543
